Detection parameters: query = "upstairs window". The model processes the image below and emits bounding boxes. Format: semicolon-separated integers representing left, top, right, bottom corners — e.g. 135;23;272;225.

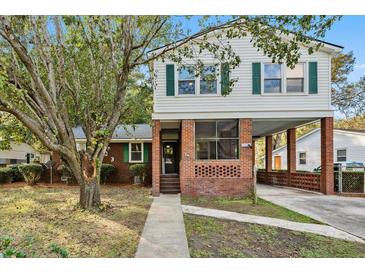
299;152;307;165
264;64;282;93
287;63;305;93
336;149;347;162
178;66;195;95
200;65;217;94
130;143;143;163
195;120;239;160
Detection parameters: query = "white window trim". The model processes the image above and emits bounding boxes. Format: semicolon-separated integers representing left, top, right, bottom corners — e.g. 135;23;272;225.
129;142;144;163
260;62;309;95
298;151;307;165
336;148;347;162
175;64;221;97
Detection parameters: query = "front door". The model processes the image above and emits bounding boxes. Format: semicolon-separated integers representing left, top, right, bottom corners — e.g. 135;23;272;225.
163;142;178;174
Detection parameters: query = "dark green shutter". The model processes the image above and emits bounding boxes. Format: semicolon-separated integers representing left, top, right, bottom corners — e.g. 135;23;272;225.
309;62;318;94
166;64;175;96
143;143;149;163
221;63;229;95
252;63;261;95
123;143;129;163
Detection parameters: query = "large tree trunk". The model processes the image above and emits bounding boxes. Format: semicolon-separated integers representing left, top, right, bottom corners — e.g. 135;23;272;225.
78;152;101;210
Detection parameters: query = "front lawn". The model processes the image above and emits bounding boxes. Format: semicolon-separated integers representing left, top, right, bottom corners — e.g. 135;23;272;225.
184;214;365;258
0;183;152;257
182;196;319;224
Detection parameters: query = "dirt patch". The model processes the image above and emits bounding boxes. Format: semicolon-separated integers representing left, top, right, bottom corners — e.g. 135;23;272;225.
0;184;152;257
184;214;365;258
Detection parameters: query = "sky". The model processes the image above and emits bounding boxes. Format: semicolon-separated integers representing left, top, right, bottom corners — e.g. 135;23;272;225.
323;15;365;83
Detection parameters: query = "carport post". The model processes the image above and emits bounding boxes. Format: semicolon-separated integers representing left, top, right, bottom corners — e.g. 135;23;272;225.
320;117;334;195
287;128;296;186
265;135;273;184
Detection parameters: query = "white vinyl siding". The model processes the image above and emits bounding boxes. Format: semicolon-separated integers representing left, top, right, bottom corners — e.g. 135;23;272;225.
153;35;332;119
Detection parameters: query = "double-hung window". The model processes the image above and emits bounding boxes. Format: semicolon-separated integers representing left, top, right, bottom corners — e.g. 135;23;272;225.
264;64;282;93
336;149;347;162
130;143;143;163
287;63;305;93
299;152;307;165
195;120;239;160
200;65;217;94
178;66;196;95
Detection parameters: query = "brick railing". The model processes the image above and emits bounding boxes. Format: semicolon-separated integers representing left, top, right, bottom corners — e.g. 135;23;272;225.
257;170;320;192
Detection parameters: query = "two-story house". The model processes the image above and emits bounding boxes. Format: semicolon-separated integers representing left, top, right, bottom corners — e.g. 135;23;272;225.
151;28;343;196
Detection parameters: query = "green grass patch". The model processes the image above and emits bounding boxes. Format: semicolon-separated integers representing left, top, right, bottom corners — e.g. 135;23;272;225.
182;195;319;224
184;214;365;258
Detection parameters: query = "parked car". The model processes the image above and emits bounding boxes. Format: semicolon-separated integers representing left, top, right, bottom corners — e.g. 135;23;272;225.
313;163;342;173
345;162;364;171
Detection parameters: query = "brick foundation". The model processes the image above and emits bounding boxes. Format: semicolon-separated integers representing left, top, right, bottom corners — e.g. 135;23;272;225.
180;119;253;197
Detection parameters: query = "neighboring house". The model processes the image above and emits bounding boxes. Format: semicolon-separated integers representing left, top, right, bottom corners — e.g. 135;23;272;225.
151;25;343;196
0;142;49;167
271;129;365;172
51;124;152;184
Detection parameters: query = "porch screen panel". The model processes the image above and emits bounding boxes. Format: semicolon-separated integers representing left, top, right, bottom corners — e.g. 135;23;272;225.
195;120;239;160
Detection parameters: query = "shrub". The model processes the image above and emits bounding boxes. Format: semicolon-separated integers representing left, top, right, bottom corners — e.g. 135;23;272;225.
18;163;43;185
0;167;13;184
7;164;24;182
49;243;69;258
129;163;147;183
0;236;27;258
100;164;116;184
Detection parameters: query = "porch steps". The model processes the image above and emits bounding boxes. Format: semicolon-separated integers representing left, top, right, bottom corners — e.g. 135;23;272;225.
160;174;180;194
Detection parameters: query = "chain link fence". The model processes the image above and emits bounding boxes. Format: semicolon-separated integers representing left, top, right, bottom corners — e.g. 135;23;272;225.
335;165;365;193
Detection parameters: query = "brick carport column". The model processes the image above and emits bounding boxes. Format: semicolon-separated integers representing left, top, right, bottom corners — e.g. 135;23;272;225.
240;119;253;184
321;117;334;194
265;135;273;184
180;120;195;195
152;120;161;196
287;128;297;186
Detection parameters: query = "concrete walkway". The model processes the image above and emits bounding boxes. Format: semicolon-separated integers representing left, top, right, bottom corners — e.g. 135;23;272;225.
257;184;365;240
182;205;364;243
135;194;190;258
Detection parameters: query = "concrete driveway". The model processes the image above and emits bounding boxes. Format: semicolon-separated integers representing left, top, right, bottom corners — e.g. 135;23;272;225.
257;184;365;240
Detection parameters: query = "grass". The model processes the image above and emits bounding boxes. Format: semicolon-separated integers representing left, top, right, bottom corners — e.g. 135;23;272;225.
182;195;320;224
0;183;152;257
184;214;365;258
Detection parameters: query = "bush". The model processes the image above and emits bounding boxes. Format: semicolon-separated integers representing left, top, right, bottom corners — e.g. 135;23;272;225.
7;164;24;182
129;163;147;183
18;163;43;185
100;164;117;184
0;167;13;184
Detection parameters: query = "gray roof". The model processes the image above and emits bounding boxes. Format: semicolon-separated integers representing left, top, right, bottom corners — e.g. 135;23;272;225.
73;124;152;140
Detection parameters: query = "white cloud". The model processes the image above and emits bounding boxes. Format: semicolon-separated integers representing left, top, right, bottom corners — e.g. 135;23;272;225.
354;64;365;69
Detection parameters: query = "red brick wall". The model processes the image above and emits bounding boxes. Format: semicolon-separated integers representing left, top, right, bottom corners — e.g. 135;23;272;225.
44;143;152;185
152;120;161;196
180;119;253;197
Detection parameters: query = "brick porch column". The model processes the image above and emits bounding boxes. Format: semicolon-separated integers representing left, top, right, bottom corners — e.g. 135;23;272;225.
265;136;273;172
252;139;256;172
152;120;161;196
240;119;253;181
321;117;334;194
287;128;296;187
265;135;273;184
180;120;194;194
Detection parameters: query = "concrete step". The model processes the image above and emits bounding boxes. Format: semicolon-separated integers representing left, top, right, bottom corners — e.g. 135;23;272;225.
160;189;181;194
160;178;180;182
160;174;179;178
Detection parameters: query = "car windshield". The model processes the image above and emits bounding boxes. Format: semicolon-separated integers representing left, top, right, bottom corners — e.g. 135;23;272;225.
347;162;364;168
